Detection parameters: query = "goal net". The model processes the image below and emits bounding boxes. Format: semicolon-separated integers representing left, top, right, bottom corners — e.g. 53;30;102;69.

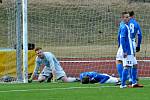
0;0;18;82
27;0;150;78
0;0;150;82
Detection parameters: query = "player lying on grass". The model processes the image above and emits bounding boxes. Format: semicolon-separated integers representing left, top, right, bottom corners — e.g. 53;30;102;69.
28;47;79;83
80;71;120;85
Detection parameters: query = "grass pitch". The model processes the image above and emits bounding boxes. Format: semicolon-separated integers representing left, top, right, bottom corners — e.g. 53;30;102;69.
0;79;150;100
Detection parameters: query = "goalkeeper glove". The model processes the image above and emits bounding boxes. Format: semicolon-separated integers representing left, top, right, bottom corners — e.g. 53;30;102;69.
28;78;32;83
136;47;140;52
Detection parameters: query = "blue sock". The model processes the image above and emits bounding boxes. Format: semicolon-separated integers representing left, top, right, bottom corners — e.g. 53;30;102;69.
131;67;137;84
116;63;123;80
128;67;132;82
121;68;128;86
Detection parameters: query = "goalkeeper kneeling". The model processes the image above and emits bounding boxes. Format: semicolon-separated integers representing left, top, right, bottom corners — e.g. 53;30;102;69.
28;47;79;83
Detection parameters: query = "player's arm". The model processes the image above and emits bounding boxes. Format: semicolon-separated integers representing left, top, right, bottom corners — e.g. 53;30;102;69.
28;60;40;82
47;54;56;81
117;33;120;48
117;22;123;48
120;26;127;57
79;73;84;81
136;23;142;52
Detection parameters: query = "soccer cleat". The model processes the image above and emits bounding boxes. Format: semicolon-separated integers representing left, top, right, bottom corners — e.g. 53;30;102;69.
132;84;144;88
45;73;53;83
75;78;80;82
120;85;127;88
115;81;121;86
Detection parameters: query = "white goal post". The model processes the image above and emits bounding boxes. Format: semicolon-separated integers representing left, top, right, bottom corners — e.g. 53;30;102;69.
22;0;28;83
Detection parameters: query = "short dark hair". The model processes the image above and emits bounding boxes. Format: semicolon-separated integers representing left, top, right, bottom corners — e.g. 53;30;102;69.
129;11;134;17
34;47;42;52
122;11;128;16
81;76;90;84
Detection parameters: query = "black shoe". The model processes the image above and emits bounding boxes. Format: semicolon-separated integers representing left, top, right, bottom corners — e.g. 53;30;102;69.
132;84;144;88
46;77;52;82
75;78;80;82
46;73;53;83
115;81;121;86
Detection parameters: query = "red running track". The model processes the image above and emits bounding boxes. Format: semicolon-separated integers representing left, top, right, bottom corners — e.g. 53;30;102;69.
60;57;150;77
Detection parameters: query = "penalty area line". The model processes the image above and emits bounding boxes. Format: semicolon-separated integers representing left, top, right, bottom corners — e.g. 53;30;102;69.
0;85;118;93
1;84;149;93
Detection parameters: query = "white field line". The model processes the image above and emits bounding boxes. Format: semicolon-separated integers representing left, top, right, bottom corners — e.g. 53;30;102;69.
0;86;117;93
0;85;149;93
60;60;150;63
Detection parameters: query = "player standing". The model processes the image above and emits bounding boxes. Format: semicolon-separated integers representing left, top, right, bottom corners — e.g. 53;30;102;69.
128;11;142;87
116;12;132;88
116;20;124;82
117;12;143;88
116;11;142;85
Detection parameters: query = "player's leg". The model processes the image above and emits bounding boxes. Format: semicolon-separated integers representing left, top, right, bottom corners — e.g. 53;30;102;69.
56;71;79;82
116;60;123;80
46;73;53;82
105;76;119;83
38;74;53;83
128;67;132;85
130;56;143;87
131;57;138;85
116;47;123;81
62;76;79;82
38;66;52;82
120;67;129;88
38;74;46;82
120;56;133;88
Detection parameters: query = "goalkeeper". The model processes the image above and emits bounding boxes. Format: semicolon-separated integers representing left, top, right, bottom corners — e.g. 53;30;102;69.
29;47;79;83
80;71;120;85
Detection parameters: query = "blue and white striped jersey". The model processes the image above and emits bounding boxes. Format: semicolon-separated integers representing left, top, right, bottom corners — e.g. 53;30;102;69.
80;72;110;84
128;18;142;48
119;22;134;55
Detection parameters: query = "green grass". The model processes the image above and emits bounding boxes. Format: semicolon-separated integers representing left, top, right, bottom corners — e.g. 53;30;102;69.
0;80;150;100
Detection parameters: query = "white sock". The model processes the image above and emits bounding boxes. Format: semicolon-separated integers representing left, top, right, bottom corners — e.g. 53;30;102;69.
66;77;77;82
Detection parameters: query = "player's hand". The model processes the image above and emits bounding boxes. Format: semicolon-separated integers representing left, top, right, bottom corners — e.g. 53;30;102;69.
123;52;127;58
136;47;140;52
28;78;32;83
